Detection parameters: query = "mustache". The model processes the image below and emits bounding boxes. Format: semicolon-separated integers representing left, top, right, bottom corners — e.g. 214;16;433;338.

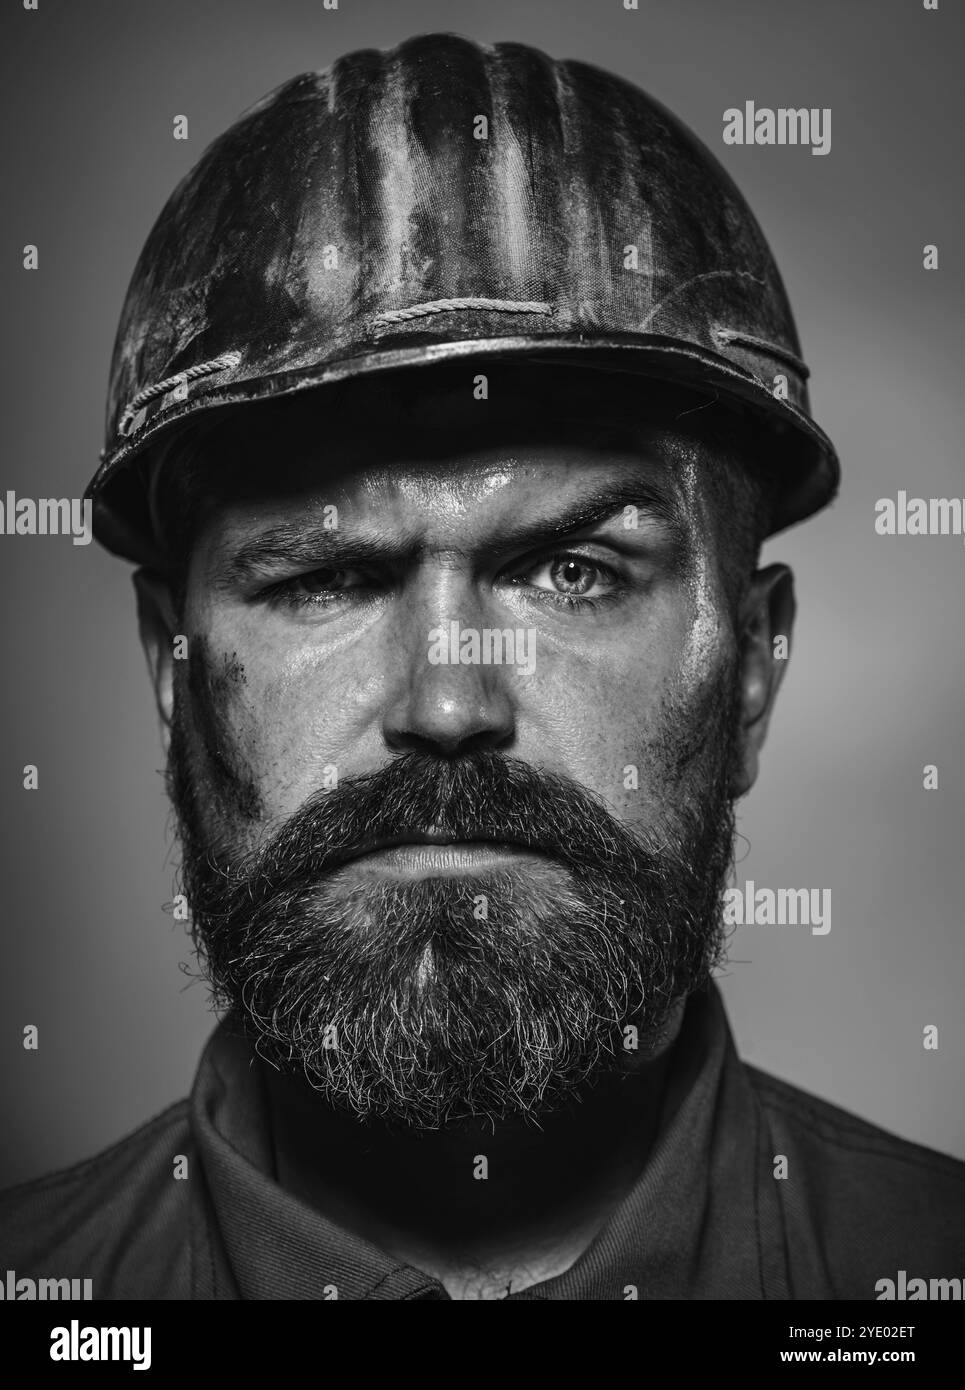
209;750;683;889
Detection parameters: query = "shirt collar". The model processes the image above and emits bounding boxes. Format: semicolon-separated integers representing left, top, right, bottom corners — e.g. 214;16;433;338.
189;983;789;1299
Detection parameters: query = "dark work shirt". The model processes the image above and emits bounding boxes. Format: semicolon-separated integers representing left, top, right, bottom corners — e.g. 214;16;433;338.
1;985;963;1299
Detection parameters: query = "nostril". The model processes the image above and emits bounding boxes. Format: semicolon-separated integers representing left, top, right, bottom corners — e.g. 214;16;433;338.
385;726;513;760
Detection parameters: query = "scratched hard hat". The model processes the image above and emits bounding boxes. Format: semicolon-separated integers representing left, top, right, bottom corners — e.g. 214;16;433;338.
86;31;840;562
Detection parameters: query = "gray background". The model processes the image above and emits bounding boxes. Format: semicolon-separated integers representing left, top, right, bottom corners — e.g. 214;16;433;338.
1;0;962;1186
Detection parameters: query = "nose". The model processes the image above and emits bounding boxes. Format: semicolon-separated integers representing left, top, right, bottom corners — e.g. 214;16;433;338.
381;583;517;759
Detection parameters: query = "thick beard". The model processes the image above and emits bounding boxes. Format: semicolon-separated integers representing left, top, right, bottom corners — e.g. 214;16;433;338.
169;675;741;1131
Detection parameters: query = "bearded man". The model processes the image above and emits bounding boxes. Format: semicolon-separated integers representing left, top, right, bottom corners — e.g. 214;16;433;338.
2;34;962;1301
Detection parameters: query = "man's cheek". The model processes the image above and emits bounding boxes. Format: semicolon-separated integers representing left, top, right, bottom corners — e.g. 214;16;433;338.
555;669;735;832
213;666;359;819
561;741;674;828
176;641;255;814
522;628;689;819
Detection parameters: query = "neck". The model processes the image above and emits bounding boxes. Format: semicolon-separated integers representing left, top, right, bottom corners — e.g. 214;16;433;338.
263;1002;687;1299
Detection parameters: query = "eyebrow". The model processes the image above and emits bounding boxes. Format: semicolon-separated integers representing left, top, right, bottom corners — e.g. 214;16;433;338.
214;477;687;587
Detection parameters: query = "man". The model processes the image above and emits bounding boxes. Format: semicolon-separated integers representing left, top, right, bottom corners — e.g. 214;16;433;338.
2;33;963;1301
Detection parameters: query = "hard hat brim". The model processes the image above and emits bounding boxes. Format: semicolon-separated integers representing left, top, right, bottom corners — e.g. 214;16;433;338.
88;331;839;564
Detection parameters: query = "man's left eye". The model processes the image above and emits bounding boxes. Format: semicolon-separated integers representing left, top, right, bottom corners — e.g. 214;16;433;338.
522;554;618;598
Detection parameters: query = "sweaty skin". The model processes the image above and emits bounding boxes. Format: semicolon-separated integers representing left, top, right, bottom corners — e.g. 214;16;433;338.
135;380;794;1298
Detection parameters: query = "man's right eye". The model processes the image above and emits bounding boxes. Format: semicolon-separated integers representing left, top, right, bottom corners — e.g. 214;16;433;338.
262;567;371;608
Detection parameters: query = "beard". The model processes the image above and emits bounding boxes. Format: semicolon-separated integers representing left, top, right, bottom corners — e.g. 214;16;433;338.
169;668;741;1131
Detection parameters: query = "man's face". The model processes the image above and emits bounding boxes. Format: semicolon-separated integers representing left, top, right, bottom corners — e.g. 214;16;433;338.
139;371;788;1129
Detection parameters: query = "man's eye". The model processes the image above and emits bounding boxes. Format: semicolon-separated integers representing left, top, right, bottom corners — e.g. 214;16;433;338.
264;567;369;607
522;554;619;600
292;568;360;594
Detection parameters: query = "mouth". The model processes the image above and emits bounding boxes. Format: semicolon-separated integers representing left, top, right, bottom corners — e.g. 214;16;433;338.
335;829;550;880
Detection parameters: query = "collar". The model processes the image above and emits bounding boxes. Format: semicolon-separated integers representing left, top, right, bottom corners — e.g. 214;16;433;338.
189;983;790;1299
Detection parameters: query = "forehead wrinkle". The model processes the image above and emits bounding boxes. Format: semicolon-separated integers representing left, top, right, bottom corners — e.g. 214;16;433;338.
385;462;516;513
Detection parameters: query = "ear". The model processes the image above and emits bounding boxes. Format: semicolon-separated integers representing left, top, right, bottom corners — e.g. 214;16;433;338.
731;563;795;798
133;568;179;754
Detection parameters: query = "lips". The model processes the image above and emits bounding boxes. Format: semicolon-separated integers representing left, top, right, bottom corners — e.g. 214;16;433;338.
335;828;544;872
337;842;551;883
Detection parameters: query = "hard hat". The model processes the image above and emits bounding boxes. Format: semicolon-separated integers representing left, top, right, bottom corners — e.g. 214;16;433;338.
87;32;839;562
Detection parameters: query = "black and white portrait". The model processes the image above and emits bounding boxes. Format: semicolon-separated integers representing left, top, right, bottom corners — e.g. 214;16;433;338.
1;0;962;1331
